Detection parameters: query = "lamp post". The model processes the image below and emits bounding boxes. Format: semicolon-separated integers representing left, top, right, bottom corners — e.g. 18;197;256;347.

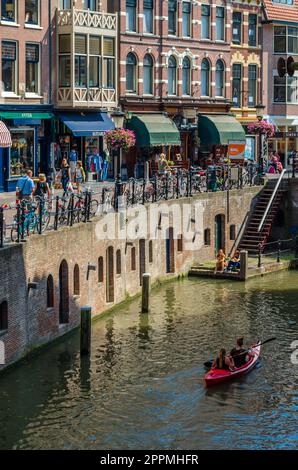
111;110;125;180
255;103;266;175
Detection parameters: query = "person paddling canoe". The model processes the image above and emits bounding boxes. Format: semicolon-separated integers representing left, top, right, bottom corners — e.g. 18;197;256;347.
212;348;235;371
230;337;248;368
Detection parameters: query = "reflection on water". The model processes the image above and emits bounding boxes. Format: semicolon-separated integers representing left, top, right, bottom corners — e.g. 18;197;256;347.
0;272;297;450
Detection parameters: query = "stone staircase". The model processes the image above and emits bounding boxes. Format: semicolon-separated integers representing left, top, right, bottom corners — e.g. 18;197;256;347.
238;181;287;254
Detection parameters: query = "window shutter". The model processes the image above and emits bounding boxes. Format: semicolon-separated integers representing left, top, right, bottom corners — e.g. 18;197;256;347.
103;38;114;56
2;42;16;60
59;35;71;54
75;35;87;54
26;44;39;63
90;36;101;55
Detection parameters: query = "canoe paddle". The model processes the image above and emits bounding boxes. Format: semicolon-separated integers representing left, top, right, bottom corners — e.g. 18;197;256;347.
204;337;277;369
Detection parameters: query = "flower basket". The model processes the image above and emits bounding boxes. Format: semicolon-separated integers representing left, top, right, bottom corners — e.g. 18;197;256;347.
105;129;136;152
247;120;276;139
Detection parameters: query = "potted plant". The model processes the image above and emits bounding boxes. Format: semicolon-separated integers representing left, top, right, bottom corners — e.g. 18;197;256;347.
247;120;276;139
105;129;136;152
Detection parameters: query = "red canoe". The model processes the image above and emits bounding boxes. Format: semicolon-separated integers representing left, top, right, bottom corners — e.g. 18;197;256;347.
204;343;261;388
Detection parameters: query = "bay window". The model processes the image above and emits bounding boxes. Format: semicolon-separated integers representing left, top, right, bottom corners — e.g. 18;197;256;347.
89;36;101;88
103;38;115;89
143;0;153;34
25;0;39;25
1;41;17;93
75;34;87;87
59;34;71;87
1;0;16;22
26;43;39;94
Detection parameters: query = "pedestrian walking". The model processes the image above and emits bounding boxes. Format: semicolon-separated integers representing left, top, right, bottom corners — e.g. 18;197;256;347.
16;170;35;202
74;161;86;194
60;158;71;195
34;174;51;200
69;147;78;180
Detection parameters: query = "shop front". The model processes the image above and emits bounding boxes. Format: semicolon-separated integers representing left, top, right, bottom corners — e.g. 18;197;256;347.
125;113;181;178
197;114;246;168
268;123;298;169
0;109;53;192
55;112;115;181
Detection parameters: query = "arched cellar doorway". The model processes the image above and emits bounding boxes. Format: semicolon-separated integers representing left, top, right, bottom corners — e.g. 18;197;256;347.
166;227;175;273
106;247;114;303
59;260;69;324
215;214;226;254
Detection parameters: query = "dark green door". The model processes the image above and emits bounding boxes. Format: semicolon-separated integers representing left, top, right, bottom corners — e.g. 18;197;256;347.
215;215;225;254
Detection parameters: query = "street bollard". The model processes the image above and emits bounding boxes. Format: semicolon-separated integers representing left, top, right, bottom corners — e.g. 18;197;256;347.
80;306;92;356
142;273;151;313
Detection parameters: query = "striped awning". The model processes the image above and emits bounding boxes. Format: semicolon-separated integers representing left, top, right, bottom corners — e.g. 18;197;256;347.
0;120;12;148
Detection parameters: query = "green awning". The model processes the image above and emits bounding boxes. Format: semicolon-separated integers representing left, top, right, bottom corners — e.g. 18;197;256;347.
126;113;181;147
0;112;53;120
199;114;246;146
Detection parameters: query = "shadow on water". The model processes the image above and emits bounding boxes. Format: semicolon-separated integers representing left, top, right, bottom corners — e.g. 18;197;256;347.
0;271;297;449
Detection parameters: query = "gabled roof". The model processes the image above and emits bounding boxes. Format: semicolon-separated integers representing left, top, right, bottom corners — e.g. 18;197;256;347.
263;0;298;23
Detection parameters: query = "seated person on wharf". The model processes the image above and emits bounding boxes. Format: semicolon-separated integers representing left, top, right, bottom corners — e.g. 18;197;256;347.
226;250;241;272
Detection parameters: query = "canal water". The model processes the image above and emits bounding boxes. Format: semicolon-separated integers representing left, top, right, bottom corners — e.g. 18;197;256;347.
0;272;297;450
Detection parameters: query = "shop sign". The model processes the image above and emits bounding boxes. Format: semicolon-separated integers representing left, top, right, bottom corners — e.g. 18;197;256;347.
275;132;298;138
228;140;246;160
92;131;105;137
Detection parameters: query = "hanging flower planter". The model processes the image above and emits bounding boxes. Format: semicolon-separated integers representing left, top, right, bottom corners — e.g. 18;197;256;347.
105;129;136;152
247;120;276;139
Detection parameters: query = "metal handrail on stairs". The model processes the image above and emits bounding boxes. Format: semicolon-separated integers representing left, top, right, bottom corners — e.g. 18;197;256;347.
229;211;250;257
258;169;287;233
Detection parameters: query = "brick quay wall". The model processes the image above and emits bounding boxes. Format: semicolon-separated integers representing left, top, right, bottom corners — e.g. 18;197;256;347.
0;187;261;371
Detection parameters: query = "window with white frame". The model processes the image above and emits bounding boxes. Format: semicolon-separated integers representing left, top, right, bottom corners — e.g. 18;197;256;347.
274;74;298;103
232;12;242;45
126;52;137;92
26;43;40;94
143;0;153;34
201;5;210;39
1;0;16;22
143;54;153;94
182;2;191;38
25;0;39;24
216;7;225;41
1;41;17;93
215;59;224;97
201;58;210;96
168;55;177;95
126;0;137;32
58;34;71;87
232;63;242;107
248;64;257;107
182;56;191;95
168;0;177;35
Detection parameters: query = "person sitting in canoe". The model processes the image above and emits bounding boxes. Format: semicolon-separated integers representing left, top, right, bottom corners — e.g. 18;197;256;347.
230;337;248;368
212;348;235;371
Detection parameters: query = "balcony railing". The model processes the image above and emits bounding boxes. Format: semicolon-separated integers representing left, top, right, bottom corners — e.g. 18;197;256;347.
57;87;117;109
57;9;117;31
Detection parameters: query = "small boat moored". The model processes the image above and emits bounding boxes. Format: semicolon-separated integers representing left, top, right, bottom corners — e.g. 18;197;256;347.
204;343;261;388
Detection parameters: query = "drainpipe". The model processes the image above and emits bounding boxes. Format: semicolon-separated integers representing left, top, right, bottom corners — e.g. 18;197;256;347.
48;0;52;105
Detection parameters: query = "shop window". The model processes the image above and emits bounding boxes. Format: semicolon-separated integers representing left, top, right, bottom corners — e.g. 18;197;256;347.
126;0;137;32
168;0;177;35
204;229;211;246
168;55;177;95
126;52;137;92
248;65;257;108
201;5;210;39
215;60;224;97
26;43;40;94
74;264;80;296
47;275;54;309
178;235;183;253
98;256;104;283
143;0;153;34
232;12;242;45
201;59;210;97
131;247;136;271
248;14;257;47
182;2;191;38
1;0;16;22
230;225;236;241
10;129;35;178
182;56;191;96
0;301;8;331
25;0;39;25
103;38;115;89
1;41;17;93
232;64;242;108
216;7;225;41
116;250;121;275
149;241;153;263
143;54;153;95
